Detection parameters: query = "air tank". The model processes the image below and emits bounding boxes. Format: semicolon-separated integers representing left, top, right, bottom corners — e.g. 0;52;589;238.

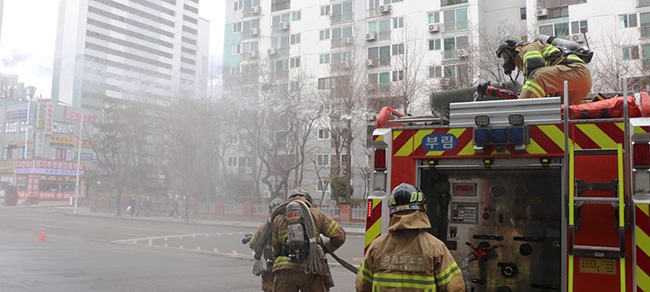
430;81;520;113
533;34;584;52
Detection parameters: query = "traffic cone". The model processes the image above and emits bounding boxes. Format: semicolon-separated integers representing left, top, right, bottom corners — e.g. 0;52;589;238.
38;226;45;243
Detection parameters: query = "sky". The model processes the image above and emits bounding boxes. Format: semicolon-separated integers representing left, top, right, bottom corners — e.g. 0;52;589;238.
0;0;225;99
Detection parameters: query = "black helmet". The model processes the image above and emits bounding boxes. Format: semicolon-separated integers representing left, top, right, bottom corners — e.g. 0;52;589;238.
288;187;312;204
389;183;425;214
268;197;284;213
495;35;522;58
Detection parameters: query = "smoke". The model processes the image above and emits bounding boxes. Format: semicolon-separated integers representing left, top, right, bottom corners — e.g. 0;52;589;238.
1;50;32;67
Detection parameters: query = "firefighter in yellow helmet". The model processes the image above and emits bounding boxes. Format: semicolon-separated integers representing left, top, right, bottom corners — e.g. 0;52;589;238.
356;183;465;292
271;188;346;291
489;35;592;105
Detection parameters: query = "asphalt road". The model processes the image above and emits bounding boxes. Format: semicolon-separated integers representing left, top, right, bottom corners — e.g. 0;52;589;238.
0;205;361;291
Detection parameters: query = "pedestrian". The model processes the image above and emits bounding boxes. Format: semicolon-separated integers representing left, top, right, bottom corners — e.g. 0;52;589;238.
355;183;465;292
245;197;285;292
169;196;180;218
136;198;143;217
128;196;136;217
480;35;592;105
271;188;346;292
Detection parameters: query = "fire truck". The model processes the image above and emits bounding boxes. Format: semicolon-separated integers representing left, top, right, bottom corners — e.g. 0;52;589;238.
366;88;650;291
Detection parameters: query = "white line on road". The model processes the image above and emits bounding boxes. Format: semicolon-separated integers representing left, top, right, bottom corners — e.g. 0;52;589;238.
214;248;219;253
179;245;184;249
41;225;69;229
232;250;238;255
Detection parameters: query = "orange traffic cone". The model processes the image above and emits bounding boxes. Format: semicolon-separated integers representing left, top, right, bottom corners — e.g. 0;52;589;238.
38;226;45;243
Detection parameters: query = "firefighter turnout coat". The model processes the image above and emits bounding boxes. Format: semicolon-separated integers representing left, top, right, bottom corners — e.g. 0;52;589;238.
356;210;465;292
515;40;591;105
271;196;347;272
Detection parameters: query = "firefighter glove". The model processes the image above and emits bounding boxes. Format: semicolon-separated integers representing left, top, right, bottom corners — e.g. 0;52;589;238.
317;234;332;253
477;81;490;96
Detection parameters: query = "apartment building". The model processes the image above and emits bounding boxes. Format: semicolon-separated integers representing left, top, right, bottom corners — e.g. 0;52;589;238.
222;0;650;201
51;0;210;109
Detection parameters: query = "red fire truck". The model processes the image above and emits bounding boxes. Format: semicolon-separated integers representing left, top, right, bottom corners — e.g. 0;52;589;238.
366;92;650;291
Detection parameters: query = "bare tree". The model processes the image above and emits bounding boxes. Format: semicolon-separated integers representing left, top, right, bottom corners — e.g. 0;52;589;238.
590;28;648;93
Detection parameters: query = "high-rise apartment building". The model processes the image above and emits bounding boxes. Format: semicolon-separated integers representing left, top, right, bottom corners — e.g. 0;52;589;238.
223;0;650;200
51;0;209;108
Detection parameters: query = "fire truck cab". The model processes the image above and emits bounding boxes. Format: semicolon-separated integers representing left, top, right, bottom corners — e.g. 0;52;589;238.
366;93;650;291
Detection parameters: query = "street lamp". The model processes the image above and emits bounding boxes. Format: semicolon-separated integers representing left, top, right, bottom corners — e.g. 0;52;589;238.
58;101;84;215
73;107;83;215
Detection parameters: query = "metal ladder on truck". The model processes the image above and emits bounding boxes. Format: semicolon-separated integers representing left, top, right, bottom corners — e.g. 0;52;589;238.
564;82;630;292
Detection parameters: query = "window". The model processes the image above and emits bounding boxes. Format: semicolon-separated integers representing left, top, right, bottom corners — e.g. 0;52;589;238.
319;29;331;40
379;45;391;66
317;154;330;166
443;7;468;32
391;43;404;55
429;39;441;51
427;11;440;24
290;57;300;68
228;133;240;144
429;66;442;78
623;46;640;60
290;33;301;44
319;54;330;64
318;129;330;140
331;1;353;23
539;23;569;37
393;17;404;29
320;5;330;16
318;77;333;89
443;35;468;59
392;70;403;81
291;11;301;21
231;44;241;55
570;20;588;34
620;14;638;28
368;19;391;41
232;22;242;33
228;157;237;167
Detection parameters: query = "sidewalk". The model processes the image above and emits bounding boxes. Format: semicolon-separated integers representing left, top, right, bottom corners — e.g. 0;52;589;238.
23;200;366;235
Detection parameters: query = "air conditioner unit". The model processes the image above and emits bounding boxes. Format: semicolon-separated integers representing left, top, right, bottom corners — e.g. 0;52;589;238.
343;37;353;44
536;8;548;17
250;28;259;36
365;32;376;41
457;49;468;58
428;23;440;33
248;51;258;58
379;4;392;14
267;48;276;55
365;84;376;91
365;59;375;67
278;21;290;30
570;33;585;43
250;6;260;14
341;62;350;69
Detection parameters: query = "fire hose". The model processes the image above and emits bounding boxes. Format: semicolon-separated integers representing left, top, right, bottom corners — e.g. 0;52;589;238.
317;235;359;274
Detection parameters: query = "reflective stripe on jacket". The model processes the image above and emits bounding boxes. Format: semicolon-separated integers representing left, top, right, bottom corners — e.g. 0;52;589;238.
356;229;465;292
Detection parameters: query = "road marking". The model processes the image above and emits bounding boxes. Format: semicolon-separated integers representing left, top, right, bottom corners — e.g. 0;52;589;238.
179;245;184;249
41;225;69;229
214;248;219;253
196;247;201;251
232;250;238;255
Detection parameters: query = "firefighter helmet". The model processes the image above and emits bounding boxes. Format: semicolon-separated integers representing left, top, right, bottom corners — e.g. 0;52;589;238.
389;183;426;214
268;197;284;213
288;187;313;204
495;35;522;58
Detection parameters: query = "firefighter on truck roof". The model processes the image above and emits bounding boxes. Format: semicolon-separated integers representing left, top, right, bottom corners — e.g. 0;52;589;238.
478;35;592;105
356;183;465;292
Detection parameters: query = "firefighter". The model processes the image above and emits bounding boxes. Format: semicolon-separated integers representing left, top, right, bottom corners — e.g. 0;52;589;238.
245;197;285;292
356;183;465;292
271;188;346;292
482;35;592;105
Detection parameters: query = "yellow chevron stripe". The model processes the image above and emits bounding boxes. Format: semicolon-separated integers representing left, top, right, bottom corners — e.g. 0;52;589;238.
576;124;617;149
395;130;413;157
365;217;381;249
457;137;475;156
637;204;650;291
634;125;650;134
637;266;650;291
538;125;567;150
374;134;384;142
372;198;381;209
525;137;548;154
414;129;435;155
